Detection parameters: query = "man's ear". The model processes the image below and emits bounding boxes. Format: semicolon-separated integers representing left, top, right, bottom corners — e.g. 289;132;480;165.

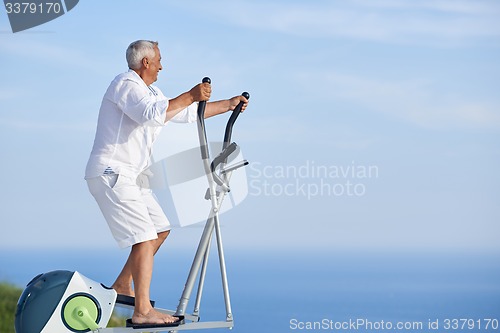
142;57;149;68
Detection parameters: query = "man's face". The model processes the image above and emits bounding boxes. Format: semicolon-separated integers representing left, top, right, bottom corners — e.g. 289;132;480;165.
145;46;163;84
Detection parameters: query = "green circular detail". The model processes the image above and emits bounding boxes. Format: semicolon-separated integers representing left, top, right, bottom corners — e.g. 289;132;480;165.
62;295;99;331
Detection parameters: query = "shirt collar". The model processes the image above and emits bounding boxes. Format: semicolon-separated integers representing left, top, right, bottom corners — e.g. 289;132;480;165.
127;69;152;88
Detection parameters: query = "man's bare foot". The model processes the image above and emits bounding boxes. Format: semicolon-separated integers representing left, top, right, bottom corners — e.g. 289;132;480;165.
132;308;179;324
162;313;180;324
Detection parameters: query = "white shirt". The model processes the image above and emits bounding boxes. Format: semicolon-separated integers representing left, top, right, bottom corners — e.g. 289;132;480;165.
85;70;198;179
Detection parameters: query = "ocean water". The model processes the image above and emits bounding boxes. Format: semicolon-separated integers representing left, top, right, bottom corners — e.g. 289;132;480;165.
1;249;499;333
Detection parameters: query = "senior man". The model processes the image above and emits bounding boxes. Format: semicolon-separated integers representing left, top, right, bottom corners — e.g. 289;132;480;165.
85;40;248;326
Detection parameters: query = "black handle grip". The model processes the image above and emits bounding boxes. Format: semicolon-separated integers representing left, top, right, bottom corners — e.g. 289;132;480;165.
197;77;211;119
197;77;211;159
211;142;239;187
211;143;238;173
223;91;250;148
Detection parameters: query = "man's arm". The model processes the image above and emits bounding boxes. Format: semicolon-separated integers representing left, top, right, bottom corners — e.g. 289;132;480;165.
165;83;249;122
204;95;249;119
164;82;211;122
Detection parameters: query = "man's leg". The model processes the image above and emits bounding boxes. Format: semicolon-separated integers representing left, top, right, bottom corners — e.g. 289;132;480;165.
128;237;177;324
112;231;170;297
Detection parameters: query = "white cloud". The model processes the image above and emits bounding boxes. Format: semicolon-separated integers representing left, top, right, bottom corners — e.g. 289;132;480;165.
0;88;21;101
0;34;97;70
169;0;500;46
297;70;500;130
0;117;95;132
349;0;493;14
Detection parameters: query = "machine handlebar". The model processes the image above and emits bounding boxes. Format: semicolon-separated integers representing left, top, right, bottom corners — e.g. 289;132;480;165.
195;77;249;188
223;91;250;148
196;77;212;160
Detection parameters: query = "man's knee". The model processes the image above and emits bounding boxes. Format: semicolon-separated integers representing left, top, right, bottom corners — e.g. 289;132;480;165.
158;230;170;241
131;239;156;256
154;231;170;250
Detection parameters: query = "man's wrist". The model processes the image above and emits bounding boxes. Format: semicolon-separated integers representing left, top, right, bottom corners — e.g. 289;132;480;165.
187;91;196;105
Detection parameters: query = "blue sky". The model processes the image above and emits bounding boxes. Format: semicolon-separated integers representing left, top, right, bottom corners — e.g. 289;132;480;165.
0;0;499;253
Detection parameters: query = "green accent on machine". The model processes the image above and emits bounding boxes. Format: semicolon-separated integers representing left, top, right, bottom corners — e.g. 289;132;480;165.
62;293;100;332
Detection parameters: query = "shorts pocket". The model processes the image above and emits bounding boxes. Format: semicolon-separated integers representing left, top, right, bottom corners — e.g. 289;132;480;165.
111;174;141;202
107;174;119;189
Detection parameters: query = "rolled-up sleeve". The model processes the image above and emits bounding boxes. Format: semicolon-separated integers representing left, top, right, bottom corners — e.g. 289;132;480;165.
170;102;199;123
116;80;168;127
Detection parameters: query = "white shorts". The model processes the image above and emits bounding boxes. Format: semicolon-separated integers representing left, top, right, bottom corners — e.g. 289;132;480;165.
86;174;171;248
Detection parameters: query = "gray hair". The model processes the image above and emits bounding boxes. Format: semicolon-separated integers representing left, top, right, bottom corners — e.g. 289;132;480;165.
126;40;158;70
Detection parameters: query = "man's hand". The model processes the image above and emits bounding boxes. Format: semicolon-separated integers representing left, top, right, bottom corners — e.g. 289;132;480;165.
189;82;212;102
165;82;211;122
229;95;249;112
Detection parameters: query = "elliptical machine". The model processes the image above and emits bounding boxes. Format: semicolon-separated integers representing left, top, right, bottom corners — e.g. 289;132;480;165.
15;77;250;333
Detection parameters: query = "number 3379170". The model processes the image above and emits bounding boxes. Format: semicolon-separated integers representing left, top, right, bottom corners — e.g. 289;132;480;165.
5;2;61;14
